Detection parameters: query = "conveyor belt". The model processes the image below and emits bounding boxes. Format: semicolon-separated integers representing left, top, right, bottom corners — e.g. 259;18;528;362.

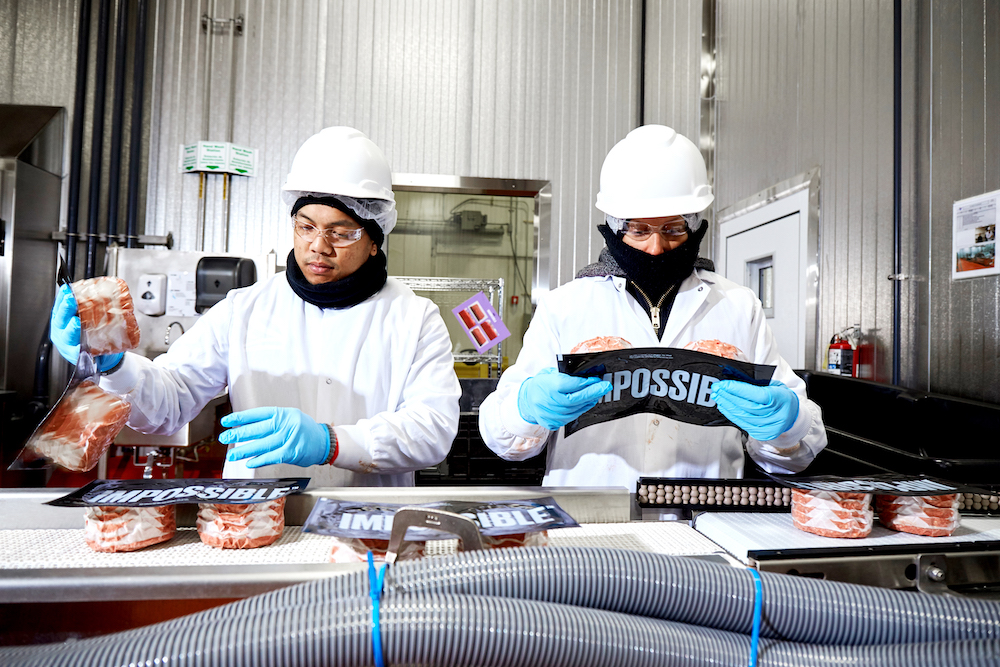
0;522;730;570
694;512;1000;564
694;512;1000;594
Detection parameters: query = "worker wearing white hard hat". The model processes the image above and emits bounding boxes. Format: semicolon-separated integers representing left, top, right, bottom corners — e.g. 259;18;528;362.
50;127;461;487
479;125;827;494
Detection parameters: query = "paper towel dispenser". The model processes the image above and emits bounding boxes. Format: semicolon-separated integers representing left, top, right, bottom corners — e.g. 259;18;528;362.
195;257;257;313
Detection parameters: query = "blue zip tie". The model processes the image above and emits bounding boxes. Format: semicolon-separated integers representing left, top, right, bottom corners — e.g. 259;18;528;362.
368;551;389;667
748;567;763;667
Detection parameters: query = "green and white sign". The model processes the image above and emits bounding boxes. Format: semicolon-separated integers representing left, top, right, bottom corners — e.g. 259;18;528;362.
178;141;258;176
227;144;257;176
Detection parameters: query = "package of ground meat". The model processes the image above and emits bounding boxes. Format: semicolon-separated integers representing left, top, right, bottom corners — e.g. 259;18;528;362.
306;497;574;562
482;531;550;549
21;380;131;472
557;342;775;435
197;497;286;549
683;339;749;362
330;537;426;563
570;336;632;354
876;494;961;537
85;505;177;552
73;276;141;356
791;489;873;538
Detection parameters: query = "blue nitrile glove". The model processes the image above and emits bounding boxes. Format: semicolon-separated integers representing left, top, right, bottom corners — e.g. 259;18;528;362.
221;407;331;468
517;367;614;431
49;283;124;372
711;380;799;441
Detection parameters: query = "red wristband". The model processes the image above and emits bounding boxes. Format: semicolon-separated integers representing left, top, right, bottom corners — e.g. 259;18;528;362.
323;424;338;465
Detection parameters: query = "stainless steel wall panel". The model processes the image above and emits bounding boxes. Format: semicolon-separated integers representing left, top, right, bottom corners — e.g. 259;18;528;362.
959;0;987;401
929;3;964;397
986;0;1000;403
715;0;897;384
143;0;644;292
914;2;1000;403
908;0;930;392
643;0;700;141
1;0;79;236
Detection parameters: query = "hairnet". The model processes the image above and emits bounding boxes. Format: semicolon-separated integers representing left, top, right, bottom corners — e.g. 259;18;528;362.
290;191;398;236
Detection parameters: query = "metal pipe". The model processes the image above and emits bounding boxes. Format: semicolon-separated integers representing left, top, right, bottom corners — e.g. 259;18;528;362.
84;0;112;279
638;0;646;127
66;0;93;279
892;0;902;385
125;0;148;249
106;0;129;245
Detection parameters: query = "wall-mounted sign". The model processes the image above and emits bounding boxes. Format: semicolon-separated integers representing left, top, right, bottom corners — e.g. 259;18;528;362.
952;188;998;280
178;141;258;176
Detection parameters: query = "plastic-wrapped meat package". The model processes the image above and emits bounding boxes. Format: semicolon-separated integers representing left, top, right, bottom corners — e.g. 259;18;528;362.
27;380;130;472
570;336;632;354
73;277;141;356
329;537;426;563
876;494;961;537
197;498;285;549
329;532;548;563
482;531;549;549
84;505;177;552
791;489;873;538
683;339;749;362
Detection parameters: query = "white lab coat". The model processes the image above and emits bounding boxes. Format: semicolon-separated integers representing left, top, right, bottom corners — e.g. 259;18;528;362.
101;274;461;487
478;269;827;489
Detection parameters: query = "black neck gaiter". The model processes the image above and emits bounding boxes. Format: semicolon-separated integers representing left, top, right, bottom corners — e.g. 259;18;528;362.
598;220;708;300
285;248;388;309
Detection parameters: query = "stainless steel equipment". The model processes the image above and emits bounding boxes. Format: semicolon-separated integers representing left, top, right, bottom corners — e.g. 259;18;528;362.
694;511;1000;597
0;105;65;404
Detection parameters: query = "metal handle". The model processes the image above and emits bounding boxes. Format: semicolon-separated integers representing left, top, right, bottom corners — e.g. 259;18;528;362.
385;507;483;565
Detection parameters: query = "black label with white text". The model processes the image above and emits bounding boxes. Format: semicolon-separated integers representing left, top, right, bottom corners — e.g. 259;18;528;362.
302;497;578;540
46;478;310;507
557;347;776;436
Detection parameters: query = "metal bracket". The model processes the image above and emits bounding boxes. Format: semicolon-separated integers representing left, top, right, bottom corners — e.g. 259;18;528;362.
201;13;243;36
915;553;961;597
887;273;926;282
133;447;176;479
385;507;483;565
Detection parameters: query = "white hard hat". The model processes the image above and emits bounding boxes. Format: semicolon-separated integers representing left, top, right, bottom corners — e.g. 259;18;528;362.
595;125;714;219
282;127;397;234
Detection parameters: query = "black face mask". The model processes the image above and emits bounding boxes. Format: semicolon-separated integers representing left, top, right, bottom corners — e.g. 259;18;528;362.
285;248;388;309
598;220;708;298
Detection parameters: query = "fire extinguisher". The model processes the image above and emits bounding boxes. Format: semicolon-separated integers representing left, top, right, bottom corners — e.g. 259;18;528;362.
827;326;860;377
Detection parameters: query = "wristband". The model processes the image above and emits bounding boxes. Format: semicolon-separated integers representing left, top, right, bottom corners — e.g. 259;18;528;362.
323;424;339;465
99;354;126;376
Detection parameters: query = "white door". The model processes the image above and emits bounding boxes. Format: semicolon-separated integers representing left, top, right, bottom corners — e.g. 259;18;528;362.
724;212;802;367
718;185;816;370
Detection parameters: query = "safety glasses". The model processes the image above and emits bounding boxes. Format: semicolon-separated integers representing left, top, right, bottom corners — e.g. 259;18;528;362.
292;218;366;247
622;219;689;240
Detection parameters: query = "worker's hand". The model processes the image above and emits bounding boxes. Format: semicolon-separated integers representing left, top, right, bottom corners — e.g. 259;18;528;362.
49;284;124;372
711;380;799;441
221;407;331;468
517;367;613;431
